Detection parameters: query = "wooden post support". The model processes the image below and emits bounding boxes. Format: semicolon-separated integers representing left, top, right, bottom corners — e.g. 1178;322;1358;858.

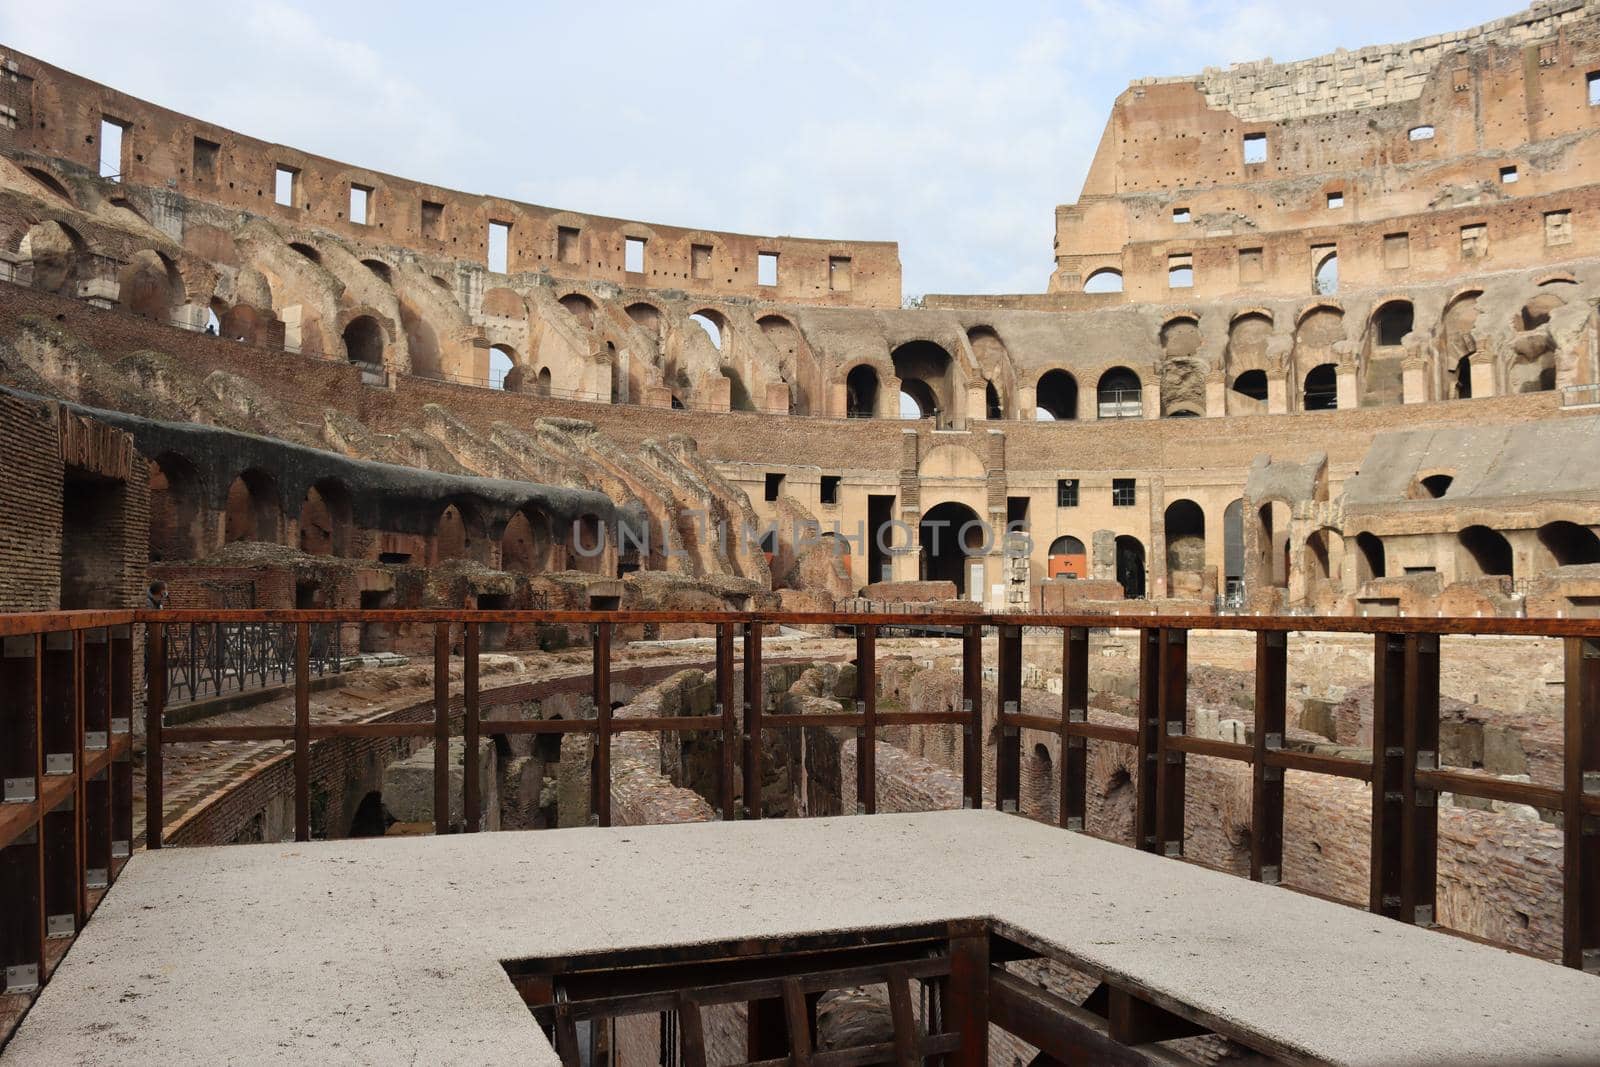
856;624;877;814
742;622;763;820
294;621;311;843
1062;627;1089;830
1133;628;1161;852
463;621;481;833
996;624;1022;814
110;625;134;865
945;926;989;1067
680;992;710;1067
432;621;449;836
1369;632;1407;919
591;622;612;827
1155;628;1188;857
1250;630;1288;883
145;621;166;850
781;977;815;1067
0;633;44;993
1401;633;1440;926
961;624;984;810
1565;636;1600;972
717;622;737;820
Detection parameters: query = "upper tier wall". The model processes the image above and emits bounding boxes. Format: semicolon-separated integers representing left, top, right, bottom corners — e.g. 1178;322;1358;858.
1053;1;1600;299
0;47;901;308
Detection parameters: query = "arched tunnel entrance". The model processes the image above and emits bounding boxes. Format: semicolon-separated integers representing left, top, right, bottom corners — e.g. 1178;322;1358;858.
919;501;985;598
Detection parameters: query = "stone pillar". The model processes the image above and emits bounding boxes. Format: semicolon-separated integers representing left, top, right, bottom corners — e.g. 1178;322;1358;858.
1142;377;1161;419
1267;374;1289;415
1205;374;1226;418
1018;383;1037;421
1470;358;1496;399
879;375;903;419
762;381;790;414
1147;475;1167;599
1091;529;1117;582
966;384;986;423
1401;357;1428;404
1336;364;1359;410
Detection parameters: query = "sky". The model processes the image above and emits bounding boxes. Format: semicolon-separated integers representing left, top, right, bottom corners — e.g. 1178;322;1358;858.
2;1;1519;297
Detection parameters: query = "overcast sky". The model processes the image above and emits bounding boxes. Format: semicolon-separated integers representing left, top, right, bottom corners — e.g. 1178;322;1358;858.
4;1;1517;296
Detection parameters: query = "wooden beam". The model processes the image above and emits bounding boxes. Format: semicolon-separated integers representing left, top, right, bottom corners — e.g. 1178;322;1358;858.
855;624;877;815
1154;628;1187;857
782;978;814;1067
1565;636;1600;972
1134;629;1161;852
1062;627;1089;830
718;623;737;821
680;992;709;1067
592;622;612;827
743;622;763;820
463;622;480;833
1251;630;1287;884
1401;633;1439;926
1106;988;1210;1046
294;622;311;843
962;624;984;810
432;622;450;836
1369;633;1406;919
996;625;1022;814
945;931;988;1067
988;968;1152;1067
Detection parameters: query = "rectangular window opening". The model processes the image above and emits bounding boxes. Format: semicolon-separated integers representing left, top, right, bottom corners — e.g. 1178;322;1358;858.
1326;191;1344;209
624;236;646;274
488;221;511;273
820;475;840;506
1172;207;1191;223
764;472;784;502
1112;478;1137;507
192;136;219;182
421;200;445;240
829;255;852;291
1057;479;1079;508
558;226;581;266
1167;253;1193;289
690;243;712;280
349;184;371;225
99;118;125;181
757;252;779;287
1589;71;1600;106
274;165;298;208
1499;165;1519;184
1242;132;1267;165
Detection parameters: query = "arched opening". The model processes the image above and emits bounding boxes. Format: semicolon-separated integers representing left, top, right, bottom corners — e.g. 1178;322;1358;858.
1164;499;1206;597
22;166;73;205
361;259;392;284
559;293;596;329
1258;501;1290;588
298;478;352;557
147;453;204;561
1222;499;1244;602
1305;528;1342;592
846;364;879;418
1035;370;1078;421
501;507;552;573
1302;364;1337;411
569;514;606;574
1230;369;1269;409
689;310;725;350
342;316;385;367
1047;535;1087;580
488;344;515;390
1372;301;1414;347
625;302;662;338
18;219;86;295
985;381;1003;420
1409;474;1453;500
117;249;182;322
1026;743;1056;822
1114;535;1146;599
205;300;223;335
1458;525;1513;579
288;242;321;264
1083;268;1123;294
891;341;954;428
433;502;485;565
1453;356;1473;399
537;367;552;397
1355;532;1386;583
1096;367;1142;420
1538;521;1600;567
224;469;279;544
900;379;937;420
918;501;984;597
1313;250;1338;295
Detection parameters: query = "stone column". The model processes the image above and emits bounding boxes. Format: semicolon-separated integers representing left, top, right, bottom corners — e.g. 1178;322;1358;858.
1470;357;1496;399
1401;356;1428;404
1147;475;1167;599
1336;364;1359;410
1267;374;1289;415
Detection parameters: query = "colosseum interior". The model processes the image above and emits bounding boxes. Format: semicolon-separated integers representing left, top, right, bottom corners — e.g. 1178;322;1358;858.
2;3;1600;1064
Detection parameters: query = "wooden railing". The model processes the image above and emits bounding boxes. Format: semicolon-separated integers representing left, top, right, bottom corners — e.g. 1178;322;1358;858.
1;606;1597;1037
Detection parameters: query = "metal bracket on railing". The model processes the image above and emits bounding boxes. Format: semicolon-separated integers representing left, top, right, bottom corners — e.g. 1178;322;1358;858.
4;964;39;994
1165;721;1184;736
3;777;34;803
1260;864;1281;885
1001;799;1017;813
1163;840;1182;857
112;840;130;860
45;753;72;776
46;914;74;939
962;698;973;714
1265;732;1283;751
1414;905;1435;926
960;797;973;809
1416;749;1438;771
1264;766;1283;782
856;803;867;815
85;730;107;751
111;717;130;734
1582;771;1600;796
1066;816;1084;831
87;868;108;890
1068;705;1086;723
1003;700;1018;715
1416;789;1436;808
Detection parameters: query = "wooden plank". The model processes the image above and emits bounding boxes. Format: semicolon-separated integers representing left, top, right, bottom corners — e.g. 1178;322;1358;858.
1402;634;1440;926
680;991;709;1067
1565;636;1600;972
433;622;450;836
463;622;480;833
1134;628;1160;852
884;965;918;1067
553;1004;581;1067
1064;721;1140;746
1164;735;1250;762
1251;631;1287;884
294;622;311;843
592;622;612;828
1107;987;1209;1045
996;624;1022;814
1155;628;1188;857
944;931;988;1067
1063;626;1089;830
782;977;814;1067
718;623;737;821
962;624;983;811
1264;747;1372;781
762;713;865;730
988;967;1153;1067
856;624;877;815
743;622;763;820
1415;768;1562;810
1369;633;1407;920
145;622;165;850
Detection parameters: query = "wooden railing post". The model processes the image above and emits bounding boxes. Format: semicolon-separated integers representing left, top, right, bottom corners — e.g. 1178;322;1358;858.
591;621;612;827
961;624;983;810
1061;627;1089;830
742;621;763;820
0;632;44;994
145;621;165;850
41;631;78;943
717;623;737;821
995;624;1022;814
1155;628;1188;857
463;621;481;833
1401;633;1440;926
1250;630;1287;883
81;629;111;898
855;624;877;814
110;624;133;870
294;621;310;843
944;923;989;1067
1370;633;1407;919
1565;636;1600;972
1134;628;1161;852
432;622;449;836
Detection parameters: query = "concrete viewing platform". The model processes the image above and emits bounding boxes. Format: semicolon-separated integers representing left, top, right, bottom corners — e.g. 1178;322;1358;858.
5;810;1599;1065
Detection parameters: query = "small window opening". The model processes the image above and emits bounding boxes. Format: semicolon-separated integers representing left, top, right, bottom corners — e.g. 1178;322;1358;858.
764;472;784;502
829;255;852;291
1112;479;1137;507
624;236;646;274
192;136;219;182
691;243;712;280
1172;207;1191;223
1168;254;1193;289
1326;191;1344;209
757;252;779;287
1242;132;1267;164
820;475;840;506
1409;125;1435;141
99;118;125;181
488;221;511;273
1057;479;1079;508
349;184;371;225
274;165;297;207
1499;165;1519;184
1589;71;1600;106
421;200;444;240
